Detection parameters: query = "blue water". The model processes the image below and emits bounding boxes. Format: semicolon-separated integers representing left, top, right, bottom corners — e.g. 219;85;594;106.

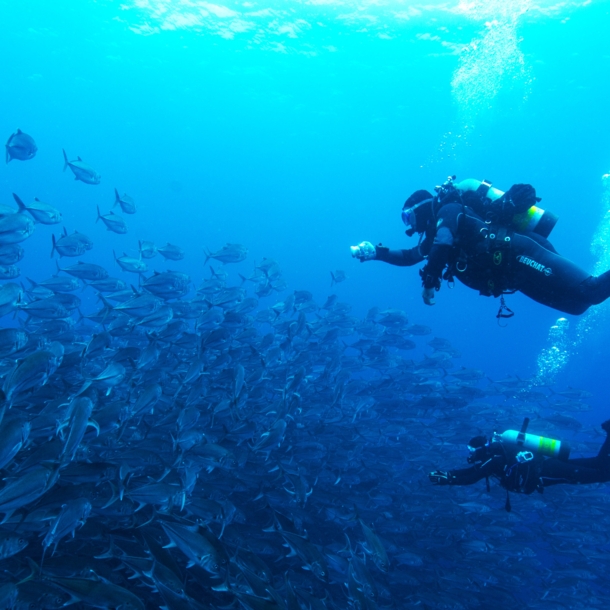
3;2;610;388
3;1;610;604
4;2;609;397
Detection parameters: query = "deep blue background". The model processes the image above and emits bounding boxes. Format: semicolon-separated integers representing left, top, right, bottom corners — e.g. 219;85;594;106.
1;0;610;422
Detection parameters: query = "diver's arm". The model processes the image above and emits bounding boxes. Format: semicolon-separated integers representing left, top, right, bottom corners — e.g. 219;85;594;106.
428;467;483;486
419;204;461;289
374;245;424;267
448;456;503;485
420;227;453;289
350;241;424;266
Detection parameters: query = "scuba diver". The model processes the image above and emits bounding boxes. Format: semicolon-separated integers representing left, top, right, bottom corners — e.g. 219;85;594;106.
428;418;610;510
350;177;610;316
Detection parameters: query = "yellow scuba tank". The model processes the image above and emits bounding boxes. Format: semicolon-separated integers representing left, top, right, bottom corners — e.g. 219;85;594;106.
493;417;571;461
452;178;558;239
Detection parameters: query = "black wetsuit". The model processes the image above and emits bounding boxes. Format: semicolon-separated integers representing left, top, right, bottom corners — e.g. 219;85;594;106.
375;202;610;315
447;435;610;494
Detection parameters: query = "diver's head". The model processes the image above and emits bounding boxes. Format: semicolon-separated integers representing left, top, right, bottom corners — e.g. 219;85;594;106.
467;435;489;464
402;190;434;236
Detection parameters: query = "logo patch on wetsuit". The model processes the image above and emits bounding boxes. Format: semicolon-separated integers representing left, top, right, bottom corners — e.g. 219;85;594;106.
516;255;552;276
493;251;502;266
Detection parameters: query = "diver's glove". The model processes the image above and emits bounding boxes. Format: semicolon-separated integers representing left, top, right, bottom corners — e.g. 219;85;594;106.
422;286;436;306
429;470;451;485
350;241;376;262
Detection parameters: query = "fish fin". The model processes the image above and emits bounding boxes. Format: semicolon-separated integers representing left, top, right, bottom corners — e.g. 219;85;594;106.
330;271;335;286
0;509;14;525
77;380;93;396
211;573;230;592
94;536;118;558
62;149;68;171
87;419;100;436
51;234;56;258
114;188;120;206
5;146;10;164
56;420;69;440
77;156;82;161
12;193;27;213
96;205;101;223
17;558;40;585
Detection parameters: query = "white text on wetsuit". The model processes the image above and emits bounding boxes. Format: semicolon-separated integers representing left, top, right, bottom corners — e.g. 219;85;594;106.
516;255;552;276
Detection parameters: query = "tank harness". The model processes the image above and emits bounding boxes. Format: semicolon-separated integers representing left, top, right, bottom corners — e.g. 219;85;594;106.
433;177;517;323
495;417;569;510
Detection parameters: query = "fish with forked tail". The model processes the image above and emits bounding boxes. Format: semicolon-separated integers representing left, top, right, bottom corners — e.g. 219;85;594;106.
62;149;100;184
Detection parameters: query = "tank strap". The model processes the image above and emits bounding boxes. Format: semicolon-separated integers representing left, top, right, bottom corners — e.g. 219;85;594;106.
476;178;493;200
518;417;530;442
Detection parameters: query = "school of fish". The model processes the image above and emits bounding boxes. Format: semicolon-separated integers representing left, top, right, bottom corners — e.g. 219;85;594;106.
0;130;608;610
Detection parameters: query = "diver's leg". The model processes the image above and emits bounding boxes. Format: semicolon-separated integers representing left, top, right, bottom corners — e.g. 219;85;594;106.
509;234;592;315
576;270;610;306
542;422;610;487
539;461;607;487
596;419;610;465
540;459;610;487
526;231;558;254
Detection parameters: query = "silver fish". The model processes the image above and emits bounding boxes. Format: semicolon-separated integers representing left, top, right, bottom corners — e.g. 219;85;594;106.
96;206;127;234
114;188;137;214
5;129;37;163
205;243;247;264
62;149;101;184
0;213;35;245
13;193;62;224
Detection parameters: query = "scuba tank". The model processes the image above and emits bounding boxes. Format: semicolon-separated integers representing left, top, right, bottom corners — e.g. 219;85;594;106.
493;417;571;461
436;177;558;239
